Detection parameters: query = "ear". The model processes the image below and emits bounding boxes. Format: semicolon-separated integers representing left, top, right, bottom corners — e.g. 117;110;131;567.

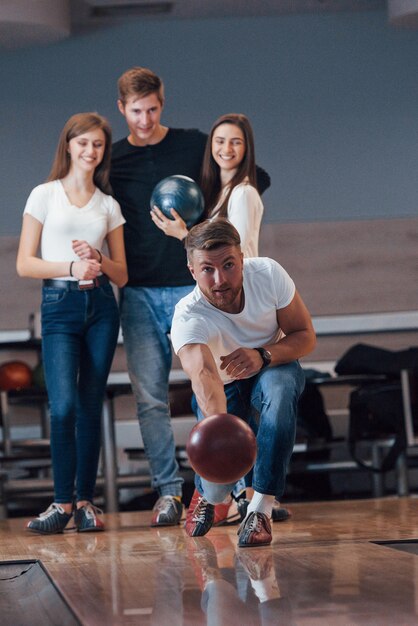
188;263;196;280
117;99;125;116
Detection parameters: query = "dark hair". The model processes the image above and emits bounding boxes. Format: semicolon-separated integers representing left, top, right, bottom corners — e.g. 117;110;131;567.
200;113;257;219
117;66;164;105
47;112;113;194
185;218;241;262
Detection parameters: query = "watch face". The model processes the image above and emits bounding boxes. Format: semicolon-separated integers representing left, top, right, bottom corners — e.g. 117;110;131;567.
257;347;271;367
262;349;272;364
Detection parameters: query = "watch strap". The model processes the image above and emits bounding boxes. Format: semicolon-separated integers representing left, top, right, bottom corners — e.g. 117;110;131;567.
254;347;272;369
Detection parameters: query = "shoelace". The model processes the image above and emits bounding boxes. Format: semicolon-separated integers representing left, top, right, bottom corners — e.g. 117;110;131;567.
192;498;209;523
82;503;103;519
247;512;263;532
155;497;175;514
37;503;66;519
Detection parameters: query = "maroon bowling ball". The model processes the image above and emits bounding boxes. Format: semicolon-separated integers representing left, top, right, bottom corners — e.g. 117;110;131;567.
186;413;257;483
0;360;33;391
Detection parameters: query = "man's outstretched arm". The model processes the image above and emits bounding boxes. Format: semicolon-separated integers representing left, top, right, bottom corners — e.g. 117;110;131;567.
178;343;226;418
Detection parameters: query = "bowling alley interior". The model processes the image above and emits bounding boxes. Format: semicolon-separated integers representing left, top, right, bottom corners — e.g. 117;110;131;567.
1;2;418;625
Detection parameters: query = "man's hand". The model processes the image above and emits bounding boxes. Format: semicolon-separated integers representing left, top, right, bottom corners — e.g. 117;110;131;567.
220;348;263;379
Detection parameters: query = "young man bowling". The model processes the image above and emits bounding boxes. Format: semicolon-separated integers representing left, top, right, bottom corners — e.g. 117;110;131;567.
170;219;316;547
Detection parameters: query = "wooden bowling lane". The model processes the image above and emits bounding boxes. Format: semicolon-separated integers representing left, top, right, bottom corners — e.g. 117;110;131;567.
1;497;418;625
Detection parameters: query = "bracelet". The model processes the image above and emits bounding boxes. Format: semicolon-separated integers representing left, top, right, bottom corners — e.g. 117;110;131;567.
96;249;102;263
69;261;74;277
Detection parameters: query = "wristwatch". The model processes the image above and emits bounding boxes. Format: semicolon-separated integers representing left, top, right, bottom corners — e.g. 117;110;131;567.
255;347;272;369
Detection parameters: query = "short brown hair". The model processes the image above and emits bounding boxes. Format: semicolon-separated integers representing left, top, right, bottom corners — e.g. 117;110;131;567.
185;218;241;262
117;67;164;105
47;112;112;194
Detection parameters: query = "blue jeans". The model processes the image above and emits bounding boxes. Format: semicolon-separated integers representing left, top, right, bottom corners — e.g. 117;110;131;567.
193;361;305;504
120;285;193;497
41;283;120;503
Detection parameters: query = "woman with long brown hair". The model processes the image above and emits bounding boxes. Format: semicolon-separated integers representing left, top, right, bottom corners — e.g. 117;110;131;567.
151;113;264;258
17;112;127;534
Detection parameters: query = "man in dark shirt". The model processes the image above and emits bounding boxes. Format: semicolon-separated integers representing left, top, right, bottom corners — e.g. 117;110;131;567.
110;67;270;526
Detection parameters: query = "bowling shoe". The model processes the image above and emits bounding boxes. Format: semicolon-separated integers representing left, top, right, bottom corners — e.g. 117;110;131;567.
184;495;214;537
151;495;183;526
74;503;105;532
187;489;234;527
26;503;73;534
237;512;272;548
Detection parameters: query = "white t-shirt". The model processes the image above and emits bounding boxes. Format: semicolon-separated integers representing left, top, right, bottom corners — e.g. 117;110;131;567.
171;257;295;384
23;180;125;280
212;182;264;258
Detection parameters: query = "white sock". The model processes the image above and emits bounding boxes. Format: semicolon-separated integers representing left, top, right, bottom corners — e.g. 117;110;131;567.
246;491;274;519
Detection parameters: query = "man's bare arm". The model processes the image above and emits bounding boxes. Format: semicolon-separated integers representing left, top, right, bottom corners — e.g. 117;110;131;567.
270;290;317;363
220;291;316;379
178;343;227;418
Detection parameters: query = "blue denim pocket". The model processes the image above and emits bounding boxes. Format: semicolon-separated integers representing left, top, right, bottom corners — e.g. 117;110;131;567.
42;288;67;305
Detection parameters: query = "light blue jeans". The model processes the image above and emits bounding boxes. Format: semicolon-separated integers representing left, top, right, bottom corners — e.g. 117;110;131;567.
120;285;193;497
192;361;305;504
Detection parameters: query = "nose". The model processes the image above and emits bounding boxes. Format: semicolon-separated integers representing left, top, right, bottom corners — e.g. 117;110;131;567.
214;268;226;284
139;111;150;125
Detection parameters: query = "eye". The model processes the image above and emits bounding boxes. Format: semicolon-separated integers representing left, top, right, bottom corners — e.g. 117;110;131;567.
224;262;234;270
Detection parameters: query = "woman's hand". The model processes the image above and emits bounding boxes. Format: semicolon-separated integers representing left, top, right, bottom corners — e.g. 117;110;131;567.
72;259;101;280
72;239;101;262
150;206;189;241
